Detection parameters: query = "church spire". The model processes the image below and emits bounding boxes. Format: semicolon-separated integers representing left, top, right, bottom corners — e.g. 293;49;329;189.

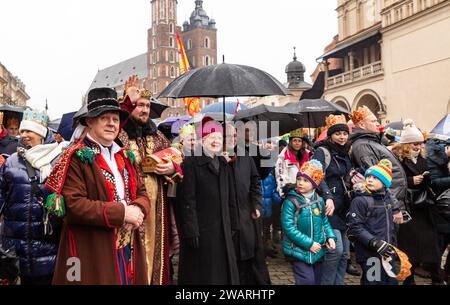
293;46;297;61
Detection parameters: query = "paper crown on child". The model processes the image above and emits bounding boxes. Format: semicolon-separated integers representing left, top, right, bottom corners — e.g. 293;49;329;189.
365;159;393;188
179;124;196;138
382;247;412;281
351;106;374;125
325;114;349;137
19;109;49;138
297;159;324;189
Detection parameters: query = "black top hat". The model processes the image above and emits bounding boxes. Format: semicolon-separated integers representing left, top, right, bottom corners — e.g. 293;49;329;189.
81;87;129;126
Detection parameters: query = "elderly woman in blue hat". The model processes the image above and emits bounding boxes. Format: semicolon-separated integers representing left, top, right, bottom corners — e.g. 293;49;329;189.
0;109;64;284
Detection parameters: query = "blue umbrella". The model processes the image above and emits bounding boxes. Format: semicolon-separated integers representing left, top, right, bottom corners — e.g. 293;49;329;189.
431;114;450;137
57;112;77;141
200;101;248;114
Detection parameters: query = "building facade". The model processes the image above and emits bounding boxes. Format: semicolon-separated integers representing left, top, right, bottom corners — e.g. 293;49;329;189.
0;62;30;107
88;0;218;119
319;0;450;130
164;0;218;117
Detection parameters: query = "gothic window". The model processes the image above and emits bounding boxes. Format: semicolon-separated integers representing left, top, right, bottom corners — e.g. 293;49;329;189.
169;1;174;19
205;56;210;66
169;51;174;62
205;37;210;48
152;38;156;49
187;39;193;50
153;68;157;79
169;37;174;48
169;23;174;34
170;66;175;78
160;0;165;19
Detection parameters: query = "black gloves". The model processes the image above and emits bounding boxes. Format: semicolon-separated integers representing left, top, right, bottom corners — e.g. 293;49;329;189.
369;239;395;259
185;237;199;249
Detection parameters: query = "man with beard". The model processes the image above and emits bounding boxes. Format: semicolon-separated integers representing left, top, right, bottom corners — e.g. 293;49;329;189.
116;75;181;285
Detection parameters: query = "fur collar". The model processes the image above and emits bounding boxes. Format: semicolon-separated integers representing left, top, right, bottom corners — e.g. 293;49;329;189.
123;117;158;139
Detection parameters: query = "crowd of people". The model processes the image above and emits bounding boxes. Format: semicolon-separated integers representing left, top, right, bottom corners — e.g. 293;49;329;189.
0;75;449;286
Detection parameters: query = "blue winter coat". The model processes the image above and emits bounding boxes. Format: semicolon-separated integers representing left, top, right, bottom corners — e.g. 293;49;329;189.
347;190;396;264
281;190;336;265
0;133;60;278
312;142;352;231
261;170;281;218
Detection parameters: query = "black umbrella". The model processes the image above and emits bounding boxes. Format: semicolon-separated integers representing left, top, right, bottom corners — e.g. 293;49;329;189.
0;104;28;113
48;118;61;132
149;97;169;119
158;63;290;98
233;104;304;136
385;120;404;131
286;98;350;128
157;63;291;138
0;105;29;126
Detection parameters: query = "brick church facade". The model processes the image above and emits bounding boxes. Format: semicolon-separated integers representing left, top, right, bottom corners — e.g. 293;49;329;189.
89;0;217;119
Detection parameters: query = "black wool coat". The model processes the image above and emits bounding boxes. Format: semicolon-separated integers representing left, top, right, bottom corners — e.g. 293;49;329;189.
177;155;239;285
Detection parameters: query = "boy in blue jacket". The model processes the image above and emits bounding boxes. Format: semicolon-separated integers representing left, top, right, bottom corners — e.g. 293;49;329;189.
347;159;398;285
282;160;336;285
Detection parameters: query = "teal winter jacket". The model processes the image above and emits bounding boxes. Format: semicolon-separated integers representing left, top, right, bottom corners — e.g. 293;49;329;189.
281;190;336;264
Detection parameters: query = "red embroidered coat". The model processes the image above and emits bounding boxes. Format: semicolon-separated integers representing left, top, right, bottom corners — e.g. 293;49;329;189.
49;141;150;285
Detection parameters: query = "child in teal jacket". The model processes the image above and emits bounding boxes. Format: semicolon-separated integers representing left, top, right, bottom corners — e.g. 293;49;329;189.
282;159;336;285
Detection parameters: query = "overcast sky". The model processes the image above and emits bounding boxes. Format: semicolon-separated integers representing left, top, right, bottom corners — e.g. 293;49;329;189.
0;0;337;119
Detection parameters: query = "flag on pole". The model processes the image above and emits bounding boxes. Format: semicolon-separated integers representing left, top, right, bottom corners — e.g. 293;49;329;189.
176;32;201;116
234;99;241;114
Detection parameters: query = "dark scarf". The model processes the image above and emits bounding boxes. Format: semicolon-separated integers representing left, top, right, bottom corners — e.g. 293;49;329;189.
324;139;351;157
123;117;158;140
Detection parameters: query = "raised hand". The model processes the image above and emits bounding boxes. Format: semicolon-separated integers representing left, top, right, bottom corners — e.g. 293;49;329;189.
125;75;141;104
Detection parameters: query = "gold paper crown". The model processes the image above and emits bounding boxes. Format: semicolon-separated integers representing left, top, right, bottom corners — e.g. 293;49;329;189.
118;89;153;103
325;114;347;129
299;159;325;187
351;106;374;124
179;124;196;138
139;89;153;99
289;128;304;138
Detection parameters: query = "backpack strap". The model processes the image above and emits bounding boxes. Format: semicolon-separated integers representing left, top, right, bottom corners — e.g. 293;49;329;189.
317;147;331;172
24;160;43;200
286;195;323;227
286;196;309;228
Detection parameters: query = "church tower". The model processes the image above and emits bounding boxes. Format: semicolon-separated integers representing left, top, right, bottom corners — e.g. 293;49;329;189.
180;0;218;109
148;0;181;96
182;0;217;69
